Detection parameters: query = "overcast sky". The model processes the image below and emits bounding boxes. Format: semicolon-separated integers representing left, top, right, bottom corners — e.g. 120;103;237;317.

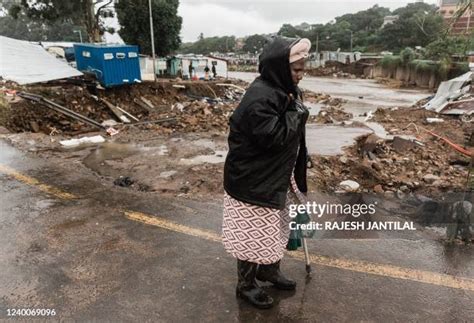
104;0;439;44
178;0;438;42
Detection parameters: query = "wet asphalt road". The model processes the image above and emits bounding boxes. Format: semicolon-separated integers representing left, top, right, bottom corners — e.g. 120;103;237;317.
0;139;473;322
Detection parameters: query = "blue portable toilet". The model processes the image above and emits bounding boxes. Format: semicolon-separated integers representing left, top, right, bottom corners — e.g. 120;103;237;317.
74;43;141;87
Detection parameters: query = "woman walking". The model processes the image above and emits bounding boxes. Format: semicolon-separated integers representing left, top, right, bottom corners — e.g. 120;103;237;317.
222;37;311;309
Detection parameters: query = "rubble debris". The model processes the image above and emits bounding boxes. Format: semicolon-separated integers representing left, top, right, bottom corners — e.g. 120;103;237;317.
424;71;473;114
140;96;156;110
127;117;177;127
159;170;178;178
426;118;444;123
2;82;237;135
308;101;472;197
441;98;474;118
18;91;106;130
422;127;472;157
116;105;139;122
216;83;246;93
60;135;105;147
423;174;440;184
101;98;131;123
338;180;360;192
102;119;119;127
392;136;417;153
106;128;119;136
0;36;82;84
113;176;134;187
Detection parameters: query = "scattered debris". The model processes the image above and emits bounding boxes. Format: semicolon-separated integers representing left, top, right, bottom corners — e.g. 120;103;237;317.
426;117;444;123
338;180;360;192
216;83;246;93
423;174;440;184
308;101;472;197
18;91;106;130
392;136;418;153
424;71;473;115
113;176;134;187
102;119;119;127
2;81;239;135
101;98;131;123
60;135;105;147
140;96;156;110
160;170;178;178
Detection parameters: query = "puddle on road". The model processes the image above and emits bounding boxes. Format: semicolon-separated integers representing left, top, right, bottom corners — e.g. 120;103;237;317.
83;142;162;177
191;138;217;150
179;150;228;166
306;124;372;156
305;102;324;116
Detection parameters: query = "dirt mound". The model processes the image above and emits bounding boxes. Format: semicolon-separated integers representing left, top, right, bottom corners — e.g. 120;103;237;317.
308;105;472;198
1;81;242;135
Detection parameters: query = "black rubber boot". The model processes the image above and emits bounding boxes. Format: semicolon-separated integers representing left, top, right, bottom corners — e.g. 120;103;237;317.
236;259;274;309
256;260;297;290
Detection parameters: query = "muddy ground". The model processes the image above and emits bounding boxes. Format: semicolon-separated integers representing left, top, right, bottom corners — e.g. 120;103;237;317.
310;106;472;196
0;77;472;209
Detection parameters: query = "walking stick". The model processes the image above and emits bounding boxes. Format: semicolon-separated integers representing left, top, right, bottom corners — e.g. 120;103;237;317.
302;237;311;274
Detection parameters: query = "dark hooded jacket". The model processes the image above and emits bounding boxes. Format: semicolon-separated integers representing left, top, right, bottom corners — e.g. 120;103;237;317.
223;37;308;210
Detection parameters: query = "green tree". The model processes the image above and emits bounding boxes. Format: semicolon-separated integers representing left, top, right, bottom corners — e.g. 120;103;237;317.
0;15;86;42
424;36;472;60
376;3;443;52
242;34;268;53
297;5;391;52
10;0;113;42
116;0;182;56
179;36;236;54
277;24;301;37
336;5;390;32
0;1;87;41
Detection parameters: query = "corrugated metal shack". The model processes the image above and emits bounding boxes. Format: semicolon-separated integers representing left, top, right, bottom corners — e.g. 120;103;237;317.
167;55;227;79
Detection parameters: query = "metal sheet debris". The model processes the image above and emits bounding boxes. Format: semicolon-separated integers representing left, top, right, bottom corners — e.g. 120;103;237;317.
424;72;473;114
0;36;83;85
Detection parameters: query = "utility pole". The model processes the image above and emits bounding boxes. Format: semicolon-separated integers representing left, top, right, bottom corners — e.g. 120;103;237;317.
316;33;319;54
149;0;157;82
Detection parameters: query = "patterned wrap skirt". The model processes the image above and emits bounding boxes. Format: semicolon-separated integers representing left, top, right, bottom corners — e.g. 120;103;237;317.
222;175;306;265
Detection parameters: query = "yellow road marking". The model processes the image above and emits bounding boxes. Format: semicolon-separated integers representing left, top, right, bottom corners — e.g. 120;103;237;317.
1;163;473;292
125;210;221;242
125;210;474;292
0;164;76;200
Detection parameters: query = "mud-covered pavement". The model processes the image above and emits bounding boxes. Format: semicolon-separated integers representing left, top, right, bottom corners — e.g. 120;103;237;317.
1;137;474;321
1;73;473;321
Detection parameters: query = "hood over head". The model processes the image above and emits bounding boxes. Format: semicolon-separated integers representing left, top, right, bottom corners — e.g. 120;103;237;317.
258;36;301;95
